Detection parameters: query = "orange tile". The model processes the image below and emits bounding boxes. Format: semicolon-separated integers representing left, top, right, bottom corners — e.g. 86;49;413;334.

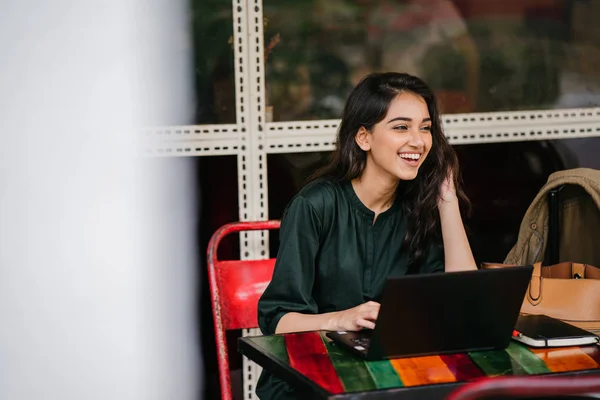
390;355;457;387
530;347;599;372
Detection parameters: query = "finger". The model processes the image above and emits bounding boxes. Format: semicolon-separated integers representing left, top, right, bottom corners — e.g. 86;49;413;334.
364;302;380;312
356;318;376;330
362;309;379;321
366;304;380;314
370;309;379;320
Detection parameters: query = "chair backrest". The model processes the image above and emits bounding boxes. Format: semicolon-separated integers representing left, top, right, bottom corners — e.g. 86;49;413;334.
207;220;280;400
447;375;600;400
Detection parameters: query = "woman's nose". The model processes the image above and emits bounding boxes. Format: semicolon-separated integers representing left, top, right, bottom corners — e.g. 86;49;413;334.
408;128;425;148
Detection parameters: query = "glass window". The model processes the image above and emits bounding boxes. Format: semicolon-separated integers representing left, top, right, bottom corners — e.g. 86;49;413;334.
267;137;600;263
192;0;236;124
264;0;600;121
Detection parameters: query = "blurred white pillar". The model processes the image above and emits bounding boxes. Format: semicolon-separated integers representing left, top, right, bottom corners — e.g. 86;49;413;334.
0;1;200;400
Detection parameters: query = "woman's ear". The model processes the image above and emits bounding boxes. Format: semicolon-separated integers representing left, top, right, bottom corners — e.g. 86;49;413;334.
355;127;371;151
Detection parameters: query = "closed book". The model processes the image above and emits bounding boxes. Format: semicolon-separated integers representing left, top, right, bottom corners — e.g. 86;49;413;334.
512;314;600;348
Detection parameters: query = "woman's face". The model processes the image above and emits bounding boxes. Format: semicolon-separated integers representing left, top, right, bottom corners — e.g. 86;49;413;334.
357;92;433;182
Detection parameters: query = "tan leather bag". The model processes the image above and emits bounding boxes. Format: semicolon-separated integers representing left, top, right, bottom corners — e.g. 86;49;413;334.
481;261;600;331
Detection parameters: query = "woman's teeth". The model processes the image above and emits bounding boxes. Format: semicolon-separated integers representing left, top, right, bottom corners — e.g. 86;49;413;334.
399;153;420;160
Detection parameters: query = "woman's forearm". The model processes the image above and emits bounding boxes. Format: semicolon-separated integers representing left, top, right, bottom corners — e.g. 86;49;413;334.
274;301;380;334
438;198;477;272
275;311;339;334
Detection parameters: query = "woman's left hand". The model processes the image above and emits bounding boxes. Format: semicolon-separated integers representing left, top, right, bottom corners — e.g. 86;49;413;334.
439;170;458;205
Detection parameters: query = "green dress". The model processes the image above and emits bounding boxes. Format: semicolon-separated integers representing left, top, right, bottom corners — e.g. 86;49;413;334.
256;178;444;399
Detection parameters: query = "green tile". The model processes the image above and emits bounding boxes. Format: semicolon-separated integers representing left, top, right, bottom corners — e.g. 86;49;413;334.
365;360;404;389
320;333;377;392
253;335;289;364
469;349;528;376
505;342;551;375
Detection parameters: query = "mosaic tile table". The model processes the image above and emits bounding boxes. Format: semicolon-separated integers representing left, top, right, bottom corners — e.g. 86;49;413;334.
239;331;600;399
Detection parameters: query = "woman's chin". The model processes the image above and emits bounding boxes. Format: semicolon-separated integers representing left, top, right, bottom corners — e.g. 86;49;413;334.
395;169;420;181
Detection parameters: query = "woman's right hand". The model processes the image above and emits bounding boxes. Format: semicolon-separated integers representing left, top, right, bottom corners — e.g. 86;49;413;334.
327;301;380;331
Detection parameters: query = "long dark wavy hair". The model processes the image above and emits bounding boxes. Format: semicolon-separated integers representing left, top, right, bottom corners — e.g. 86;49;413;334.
308;72;470;271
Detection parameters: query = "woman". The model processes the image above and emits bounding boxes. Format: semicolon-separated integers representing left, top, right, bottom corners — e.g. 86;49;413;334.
256;72;477;399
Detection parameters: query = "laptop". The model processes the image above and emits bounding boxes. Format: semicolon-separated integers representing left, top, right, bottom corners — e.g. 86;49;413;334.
326;265;534;361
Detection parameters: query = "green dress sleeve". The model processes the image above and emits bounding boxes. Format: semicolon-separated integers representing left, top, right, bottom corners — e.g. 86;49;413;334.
258;195;323;335
419;237;445;274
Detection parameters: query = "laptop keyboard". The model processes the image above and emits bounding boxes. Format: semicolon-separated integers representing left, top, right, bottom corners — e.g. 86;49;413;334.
350;337;371;349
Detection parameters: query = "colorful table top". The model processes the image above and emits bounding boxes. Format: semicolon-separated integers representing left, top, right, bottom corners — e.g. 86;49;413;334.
239;331;600;399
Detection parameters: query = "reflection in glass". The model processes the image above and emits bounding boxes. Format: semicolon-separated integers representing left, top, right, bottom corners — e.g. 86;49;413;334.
192;0;236;124
263;0;600;121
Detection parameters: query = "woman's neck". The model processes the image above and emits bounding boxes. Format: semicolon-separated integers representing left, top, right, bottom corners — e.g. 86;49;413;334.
351;168;399;215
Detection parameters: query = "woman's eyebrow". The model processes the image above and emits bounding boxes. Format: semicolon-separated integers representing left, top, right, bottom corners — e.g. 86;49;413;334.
387;117;432;124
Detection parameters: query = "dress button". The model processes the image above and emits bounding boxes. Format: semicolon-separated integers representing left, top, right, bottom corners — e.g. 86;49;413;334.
531;223;537;230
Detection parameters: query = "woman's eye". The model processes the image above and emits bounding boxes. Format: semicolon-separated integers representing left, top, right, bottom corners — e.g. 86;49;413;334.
393;125;408;131
421;126;432;132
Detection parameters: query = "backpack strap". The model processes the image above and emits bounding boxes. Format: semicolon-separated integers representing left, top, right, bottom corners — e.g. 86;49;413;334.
545;185;564;266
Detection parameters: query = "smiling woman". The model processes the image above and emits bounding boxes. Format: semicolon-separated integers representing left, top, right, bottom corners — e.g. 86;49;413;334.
256;72;477;400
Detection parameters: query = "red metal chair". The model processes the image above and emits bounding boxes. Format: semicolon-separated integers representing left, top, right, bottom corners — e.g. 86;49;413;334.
207;220;281;400
446;375;600;400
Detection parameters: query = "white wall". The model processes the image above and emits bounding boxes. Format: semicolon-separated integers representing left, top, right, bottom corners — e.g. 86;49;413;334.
0;1;201;399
